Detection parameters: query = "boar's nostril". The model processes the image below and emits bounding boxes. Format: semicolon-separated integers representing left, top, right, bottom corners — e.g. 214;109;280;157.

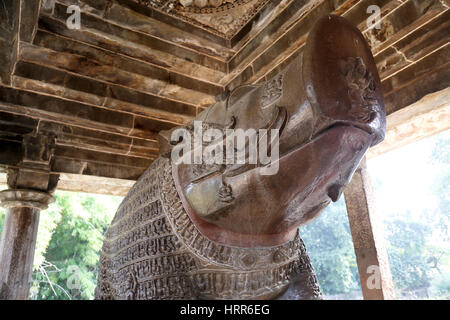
327;184;343;202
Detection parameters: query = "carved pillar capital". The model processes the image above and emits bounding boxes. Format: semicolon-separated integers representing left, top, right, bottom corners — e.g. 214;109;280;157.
6;132;59;194
1;133;58;210
0;189;55;210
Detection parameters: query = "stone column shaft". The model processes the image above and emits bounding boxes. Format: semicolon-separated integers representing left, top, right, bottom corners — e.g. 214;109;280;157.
344;158;395;300
0;207;40;300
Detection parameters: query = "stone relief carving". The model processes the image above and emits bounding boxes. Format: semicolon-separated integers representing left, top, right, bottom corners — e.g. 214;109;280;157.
180;0;242;11
209;13;235;34
339;57;378;123
262;74;284;108
134;0;270;38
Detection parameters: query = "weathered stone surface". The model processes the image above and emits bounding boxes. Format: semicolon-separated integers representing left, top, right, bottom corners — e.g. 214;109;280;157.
0;0;20;85
0;189;55;210
105;1;236;59
53;1;229;72
0;141;22;167
344;158;395;300
0;111;38;137
54;145;153;168
0;206;41;300
51;157;150;180
95;157;322;300
0;86;135;128
121;0;278;46
33;28;226;87
373;4;449;78
0;132;57;300
56;173;135;196
19;0;42;43
0;0;43;85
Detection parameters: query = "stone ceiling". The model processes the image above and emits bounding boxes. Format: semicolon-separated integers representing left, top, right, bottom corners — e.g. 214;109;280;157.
132;0;274;44
0;0;448;184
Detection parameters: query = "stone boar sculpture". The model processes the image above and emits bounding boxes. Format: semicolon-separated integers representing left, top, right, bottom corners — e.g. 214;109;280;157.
95;15;386;300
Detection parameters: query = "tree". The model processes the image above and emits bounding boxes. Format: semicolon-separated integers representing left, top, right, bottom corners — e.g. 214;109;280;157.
300;198;361;296
385;215;431;291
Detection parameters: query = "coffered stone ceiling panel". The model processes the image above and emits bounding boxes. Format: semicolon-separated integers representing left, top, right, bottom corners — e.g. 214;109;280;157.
131;0;273;44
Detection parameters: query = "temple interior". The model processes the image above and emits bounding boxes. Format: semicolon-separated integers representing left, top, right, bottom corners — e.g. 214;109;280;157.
0;0;448;300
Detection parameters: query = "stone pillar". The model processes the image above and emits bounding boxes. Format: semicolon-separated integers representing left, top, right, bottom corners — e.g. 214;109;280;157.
0;191;54;299
0;133;58;300
344;158;395;300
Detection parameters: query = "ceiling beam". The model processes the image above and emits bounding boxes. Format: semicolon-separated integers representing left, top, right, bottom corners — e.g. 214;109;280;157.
367;87;450;159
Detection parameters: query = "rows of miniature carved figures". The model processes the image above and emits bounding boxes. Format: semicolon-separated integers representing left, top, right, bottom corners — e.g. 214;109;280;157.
179;0;237;8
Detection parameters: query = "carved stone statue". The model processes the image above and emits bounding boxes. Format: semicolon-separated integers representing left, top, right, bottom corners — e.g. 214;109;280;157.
95;15;386;300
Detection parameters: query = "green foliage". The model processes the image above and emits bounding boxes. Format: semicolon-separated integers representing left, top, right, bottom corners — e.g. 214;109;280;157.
30;191;122;300
429;270;450;299
300;198;361;296
301;130;449;299
0;207;4;239
368;129;450;299
385;217;431;290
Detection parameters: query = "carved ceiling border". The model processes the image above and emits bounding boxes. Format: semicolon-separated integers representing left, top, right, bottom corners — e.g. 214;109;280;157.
133;0;271;40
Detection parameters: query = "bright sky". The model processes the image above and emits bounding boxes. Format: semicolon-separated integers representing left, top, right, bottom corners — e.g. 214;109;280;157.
367;129;449;224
